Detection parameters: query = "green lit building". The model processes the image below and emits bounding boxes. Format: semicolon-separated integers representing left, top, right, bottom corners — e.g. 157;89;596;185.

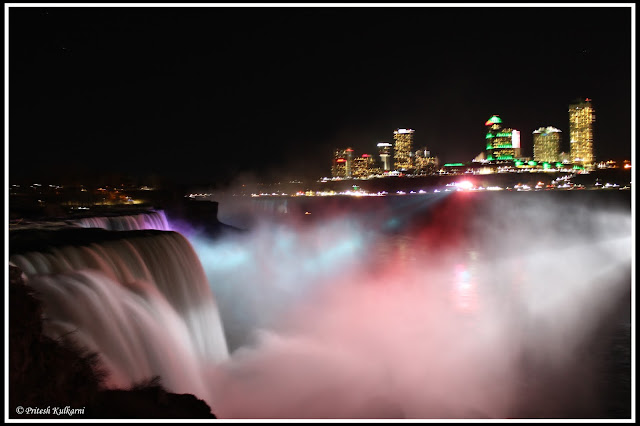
393;128;414;171
533;126;562;163
484;115;521;161
569;98;595;169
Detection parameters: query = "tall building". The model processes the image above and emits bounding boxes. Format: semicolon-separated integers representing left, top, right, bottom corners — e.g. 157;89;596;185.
331;147;354;178
484;115;521;160
569;98;595;169
351;154;377;178
393;128;414;171
413;147;439;174
377;142;393;171
532;126;562;163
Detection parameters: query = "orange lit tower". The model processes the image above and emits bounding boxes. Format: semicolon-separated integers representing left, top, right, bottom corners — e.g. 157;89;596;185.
533;126;562;163
331;147;354;178
393;129;414;171
569;98;595;169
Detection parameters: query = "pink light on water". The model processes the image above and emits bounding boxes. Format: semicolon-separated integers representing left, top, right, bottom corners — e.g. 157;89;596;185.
452;263;478;313
456;181;474;190
29;196;630;419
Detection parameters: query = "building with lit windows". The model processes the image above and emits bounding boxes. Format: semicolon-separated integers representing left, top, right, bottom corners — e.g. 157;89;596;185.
484;115;521;160
377;142;393;171
331;148;354;178
351;154;377;178
533;126;562;163
393;128;414;171
569;98;595;169
413;147;439;174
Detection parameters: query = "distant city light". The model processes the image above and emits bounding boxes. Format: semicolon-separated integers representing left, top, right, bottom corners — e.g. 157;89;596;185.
455;181;474;190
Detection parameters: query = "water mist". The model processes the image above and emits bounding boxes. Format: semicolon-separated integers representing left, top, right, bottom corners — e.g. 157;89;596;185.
193;192;631;419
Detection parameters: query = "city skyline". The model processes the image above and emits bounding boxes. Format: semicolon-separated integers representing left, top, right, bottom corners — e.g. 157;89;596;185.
327;97;602;179
8;4;633;185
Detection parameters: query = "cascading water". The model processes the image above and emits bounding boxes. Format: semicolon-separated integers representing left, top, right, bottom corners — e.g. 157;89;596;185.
72;210;170;231
10;227;228;406
9;192;632;419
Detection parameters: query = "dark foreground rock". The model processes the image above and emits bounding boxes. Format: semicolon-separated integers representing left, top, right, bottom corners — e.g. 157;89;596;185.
90;381;215;419
9;264;216;420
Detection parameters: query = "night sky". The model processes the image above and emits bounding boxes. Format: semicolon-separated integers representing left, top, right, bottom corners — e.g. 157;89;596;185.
9;5;633;185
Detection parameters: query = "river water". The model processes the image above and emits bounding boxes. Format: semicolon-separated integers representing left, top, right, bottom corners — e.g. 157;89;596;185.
197;190;632;419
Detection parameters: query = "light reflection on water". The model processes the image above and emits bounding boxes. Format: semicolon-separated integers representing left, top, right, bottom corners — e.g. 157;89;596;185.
199;191;631;419
453;261;478;313
369;235;482;314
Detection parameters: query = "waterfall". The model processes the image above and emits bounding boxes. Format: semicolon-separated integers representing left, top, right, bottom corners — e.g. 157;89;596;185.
10;227;228;404
73;210;170;231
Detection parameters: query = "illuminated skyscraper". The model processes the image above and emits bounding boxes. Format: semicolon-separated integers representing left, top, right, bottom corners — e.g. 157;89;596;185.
331;147;354;178
484;115;521;160
533;126;562;163
569;98;595;169
393;129;414;171
413;147;439;174
377;142;393;171
351;154;377;178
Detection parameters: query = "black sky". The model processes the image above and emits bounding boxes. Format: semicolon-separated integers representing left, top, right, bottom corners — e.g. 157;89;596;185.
9;5;633;185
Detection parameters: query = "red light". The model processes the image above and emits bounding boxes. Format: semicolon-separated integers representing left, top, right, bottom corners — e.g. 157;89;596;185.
346;148;354;152
586;98;591;101
336;159;346;163
484;120;492;126
362;154;370;158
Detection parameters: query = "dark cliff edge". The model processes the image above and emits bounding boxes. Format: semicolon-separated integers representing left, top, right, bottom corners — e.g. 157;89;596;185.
164;198;246;238
9;260;217;419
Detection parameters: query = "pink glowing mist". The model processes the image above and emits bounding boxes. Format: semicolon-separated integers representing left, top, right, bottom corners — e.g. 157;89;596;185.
186;192;632;419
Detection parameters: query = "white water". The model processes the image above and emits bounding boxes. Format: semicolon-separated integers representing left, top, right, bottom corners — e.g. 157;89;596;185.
10;230;228;404
73;210;170;231
198;193;633;419
10;194;633;419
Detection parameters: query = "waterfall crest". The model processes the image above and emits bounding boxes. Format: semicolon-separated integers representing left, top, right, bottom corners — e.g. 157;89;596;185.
10;227;228;403
73;210;170;231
